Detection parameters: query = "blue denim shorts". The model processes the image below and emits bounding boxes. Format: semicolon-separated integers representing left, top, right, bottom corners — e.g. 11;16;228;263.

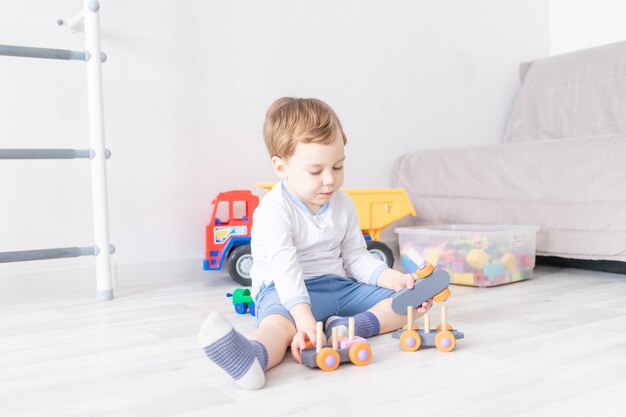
254;274;395;327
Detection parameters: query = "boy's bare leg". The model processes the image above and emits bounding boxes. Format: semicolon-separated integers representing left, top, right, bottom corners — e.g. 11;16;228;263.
367;297;432;334
198;313;294;390
248;314;297;369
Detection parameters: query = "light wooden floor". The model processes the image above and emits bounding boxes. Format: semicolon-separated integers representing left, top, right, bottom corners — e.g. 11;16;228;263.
1;265;625;417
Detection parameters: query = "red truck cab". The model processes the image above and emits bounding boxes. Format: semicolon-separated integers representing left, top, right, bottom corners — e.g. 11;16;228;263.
204;190;259;286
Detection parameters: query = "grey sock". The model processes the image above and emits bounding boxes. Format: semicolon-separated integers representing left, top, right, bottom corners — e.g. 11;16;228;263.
325;311;380;339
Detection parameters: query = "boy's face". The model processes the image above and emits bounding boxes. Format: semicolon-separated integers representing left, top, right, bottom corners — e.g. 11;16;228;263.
272;134;345;214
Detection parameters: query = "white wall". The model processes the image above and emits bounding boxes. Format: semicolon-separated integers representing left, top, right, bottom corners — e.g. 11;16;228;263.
0;0;549;278
551;0;626;55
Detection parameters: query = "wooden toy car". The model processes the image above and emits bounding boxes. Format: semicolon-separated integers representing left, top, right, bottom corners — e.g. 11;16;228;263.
301;319;373;371
392;305;464;352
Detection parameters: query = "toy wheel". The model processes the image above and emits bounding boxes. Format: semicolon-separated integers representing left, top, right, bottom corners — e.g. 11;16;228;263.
227;245;253;286
433;288;451;303
316;348;340;371
435;330;456;352
435;323;454;331
348;342;372;366
249;303;256;317
399;329;421;352
414;263;434;278
366;240;394;267
234;303;248;315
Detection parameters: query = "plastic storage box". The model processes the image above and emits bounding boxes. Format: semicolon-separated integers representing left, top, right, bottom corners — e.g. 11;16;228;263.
396;224;540;287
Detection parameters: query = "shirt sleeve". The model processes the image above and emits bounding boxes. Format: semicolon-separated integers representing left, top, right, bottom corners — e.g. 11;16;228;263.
340;195;388;285
253;200;310;310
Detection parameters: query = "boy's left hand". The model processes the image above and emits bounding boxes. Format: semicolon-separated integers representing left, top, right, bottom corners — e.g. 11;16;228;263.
416;299;433;314
291;328;326;364
377;269;416;292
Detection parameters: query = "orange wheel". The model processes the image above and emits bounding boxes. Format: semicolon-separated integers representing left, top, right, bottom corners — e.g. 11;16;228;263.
433;288;451;303
399;329;421;352
414;263;435;278
315;348;340;371
348;342;373;366
435;323;454;331
435;330;456;352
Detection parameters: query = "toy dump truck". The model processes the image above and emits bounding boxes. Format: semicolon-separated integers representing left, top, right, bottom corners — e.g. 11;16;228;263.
204;185;416;286
301;319;373;371
345;188;416;267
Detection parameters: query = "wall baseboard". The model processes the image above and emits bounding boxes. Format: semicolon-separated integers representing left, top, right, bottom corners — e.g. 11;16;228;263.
0;258;224;297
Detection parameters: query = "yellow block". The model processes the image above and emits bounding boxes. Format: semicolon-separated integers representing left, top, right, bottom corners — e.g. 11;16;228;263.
466;249;489;269
425;248;441;266
500;253;516;269
452;272;475;286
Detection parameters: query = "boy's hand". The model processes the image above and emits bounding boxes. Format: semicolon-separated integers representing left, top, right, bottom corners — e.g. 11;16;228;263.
416;299;433;314
288;303;322;363
376;269;416;291
290;325;327;363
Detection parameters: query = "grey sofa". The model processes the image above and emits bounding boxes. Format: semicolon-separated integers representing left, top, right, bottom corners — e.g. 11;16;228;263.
394;41;626;264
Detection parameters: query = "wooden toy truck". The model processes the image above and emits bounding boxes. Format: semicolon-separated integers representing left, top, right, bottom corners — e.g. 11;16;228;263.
392;305;464;352
204;186;416;286
301;318;373;371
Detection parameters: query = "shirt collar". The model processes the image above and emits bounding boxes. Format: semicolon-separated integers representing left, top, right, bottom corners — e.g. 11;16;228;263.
281;180;330;216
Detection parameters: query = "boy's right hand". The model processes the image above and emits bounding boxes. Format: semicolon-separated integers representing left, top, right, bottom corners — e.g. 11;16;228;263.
290;325;327;363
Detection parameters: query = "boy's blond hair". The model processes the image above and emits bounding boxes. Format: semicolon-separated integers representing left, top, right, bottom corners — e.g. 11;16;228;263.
263;97;347;159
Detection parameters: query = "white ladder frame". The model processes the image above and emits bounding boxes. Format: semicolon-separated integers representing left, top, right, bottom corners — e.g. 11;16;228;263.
0;1;114;300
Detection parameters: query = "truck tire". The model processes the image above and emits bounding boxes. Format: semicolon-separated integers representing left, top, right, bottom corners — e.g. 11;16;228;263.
227;245;253;286
366;240;394;268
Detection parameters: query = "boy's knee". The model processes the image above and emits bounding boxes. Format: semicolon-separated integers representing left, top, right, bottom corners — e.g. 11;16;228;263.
259;314;297;339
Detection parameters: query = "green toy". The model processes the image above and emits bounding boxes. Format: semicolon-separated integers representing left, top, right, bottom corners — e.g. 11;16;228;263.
226;288;256;316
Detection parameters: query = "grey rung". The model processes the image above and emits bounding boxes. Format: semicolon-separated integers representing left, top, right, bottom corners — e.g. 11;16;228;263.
0;245;115;263
0;44;85;61
0;149;92;159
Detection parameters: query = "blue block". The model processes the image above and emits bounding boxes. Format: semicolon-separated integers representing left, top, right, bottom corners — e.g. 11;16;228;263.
483;263;506;277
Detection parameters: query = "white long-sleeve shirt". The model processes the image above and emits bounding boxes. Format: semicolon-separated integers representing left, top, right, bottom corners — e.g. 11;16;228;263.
250;181;388;309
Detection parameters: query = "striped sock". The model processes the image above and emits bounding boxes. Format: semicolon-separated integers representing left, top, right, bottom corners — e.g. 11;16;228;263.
325;311;380;339
198;312;267;390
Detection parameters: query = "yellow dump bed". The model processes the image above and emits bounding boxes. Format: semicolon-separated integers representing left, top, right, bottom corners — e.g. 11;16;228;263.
256;183;416;241
345;188;416;240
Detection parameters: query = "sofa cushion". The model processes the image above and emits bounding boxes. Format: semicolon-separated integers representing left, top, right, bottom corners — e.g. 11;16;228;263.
393;135;626;261
504;41;626;143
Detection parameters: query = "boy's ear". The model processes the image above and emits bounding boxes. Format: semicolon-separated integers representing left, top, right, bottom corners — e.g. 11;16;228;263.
271;156;288;179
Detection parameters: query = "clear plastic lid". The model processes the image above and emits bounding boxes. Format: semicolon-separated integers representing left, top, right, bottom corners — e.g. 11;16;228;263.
395;224;540;236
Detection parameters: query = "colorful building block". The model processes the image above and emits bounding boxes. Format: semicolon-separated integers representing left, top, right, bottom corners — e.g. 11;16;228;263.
466;249;489;269
483;263;505;277
511;271;523;281
452;272;475;286
424;248;441;266
499;253;516;269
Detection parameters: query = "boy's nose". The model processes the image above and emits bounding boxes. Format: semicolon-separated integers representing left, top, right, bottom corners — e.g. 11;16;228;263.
322;171;334;186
